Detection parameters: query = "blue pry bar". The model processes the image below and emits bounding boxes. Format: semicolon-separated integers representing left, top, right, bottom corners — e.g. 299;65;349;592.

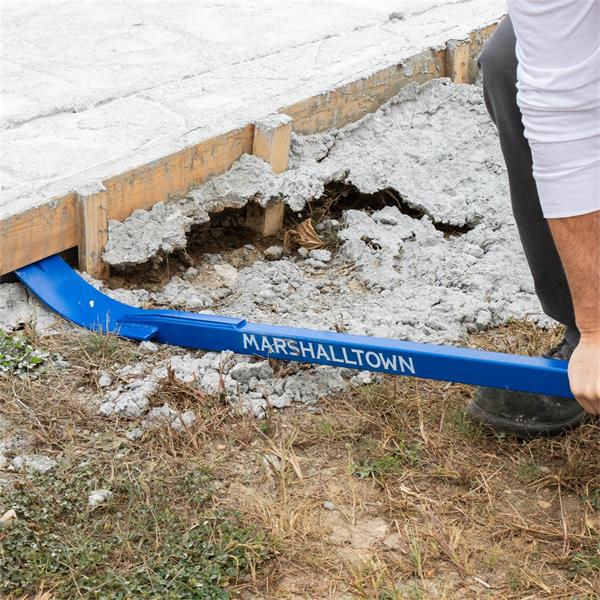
15;255;572;398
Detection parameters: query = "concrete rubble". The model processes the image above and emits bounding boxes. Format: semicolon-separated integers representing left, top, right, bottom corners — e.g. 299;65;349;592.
104;80;511;266
0;282;61;334
88;489;113;509
0;414;57;481
102;202;196;266
98;379;159;419
11;454;57;474
142;404;197;432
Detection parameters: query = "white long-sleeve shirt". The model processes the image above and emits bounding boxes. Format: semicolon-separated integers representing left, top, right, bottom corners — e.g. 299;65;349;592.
507;0;600;218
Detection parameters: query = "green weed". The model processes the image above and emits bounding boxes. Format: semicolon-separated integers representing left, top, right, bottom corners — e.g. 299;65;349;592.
0;331;47;377
515;459;543;483
353;441;422;479
569;546;600;577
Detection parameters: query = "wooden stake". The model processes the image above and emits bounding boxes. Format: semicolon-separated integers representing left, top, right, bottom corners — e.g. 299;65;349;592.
252;113;293;174
245;113;292;236
446;39;472;84
246;201;284;237
77;190;109;278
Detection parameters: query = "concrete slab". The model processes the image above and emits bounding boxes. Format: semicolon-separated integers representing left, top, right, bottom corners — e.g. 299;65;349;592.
0;0;505;221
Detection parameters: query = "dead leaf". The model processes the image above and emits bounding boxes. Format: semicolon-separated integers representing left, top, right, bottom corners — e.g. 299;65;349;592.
284;218;325;250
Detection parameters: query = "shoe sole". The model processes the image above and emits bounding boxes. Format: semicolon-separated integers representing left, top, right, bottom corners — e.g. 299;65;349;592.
467;402;587;438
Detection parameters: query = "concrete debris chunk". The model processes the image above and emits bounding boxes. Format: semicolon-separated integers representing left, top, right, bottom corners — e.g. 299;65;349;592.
213;263;239;287
184;267;199;280
229;361;273;383
155;277;213;310
11;454;57;473
98;379;158;418
309;249;332;263
117;364;145;379
126;427;143;441
283;367;346;404
351;371;374;386
139;341;159;353
372;207;399;226
104;287;152;308
88;489;113;509
97;372;112;388
53;355;70;369
264;246;284;261
304;258;328;269
103;200;196;267
198;371;223;396
0;283;61;334
143;404;197;432
169;354;203;383
0;284;32;332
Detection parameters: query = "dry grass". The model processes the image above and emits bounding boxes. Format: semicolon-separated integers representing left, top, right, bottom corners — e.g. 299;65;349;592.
1;322;599;598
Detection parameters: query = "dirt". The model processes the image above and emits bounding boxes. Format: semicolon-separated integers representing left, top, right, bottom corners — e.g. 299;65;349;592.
1;322;599;597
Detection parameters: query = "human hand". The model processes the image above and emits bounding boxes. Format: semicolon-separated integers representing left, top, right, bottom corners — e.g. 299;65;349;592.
568;332;600;415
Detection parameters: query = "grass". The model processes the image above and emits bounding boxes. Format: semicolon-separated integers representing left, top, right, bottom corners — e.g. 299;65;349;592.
1;462;269;598
514;457;544;483
570;546;600;576
352;438;423;479
1;321;599;598
0;329;270;599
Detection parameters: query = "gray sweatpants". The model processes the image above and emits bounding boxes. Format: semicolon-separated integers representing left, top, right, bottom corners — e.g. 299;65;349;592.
478;17;579;345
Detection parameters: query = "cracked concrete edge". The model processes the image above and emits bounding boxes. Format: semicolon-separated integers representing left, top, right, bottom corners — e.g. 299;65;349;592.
0;21;499;278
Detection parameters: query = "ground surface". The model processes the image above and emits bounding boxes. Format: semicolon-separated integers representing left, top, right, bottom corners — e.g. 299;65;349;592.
1;20;596;595
1;322;599;598
0;0;505;219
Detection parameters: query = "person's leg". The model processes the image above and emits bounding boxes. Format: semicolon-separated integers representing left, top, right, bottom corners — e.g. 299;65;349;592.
469;17;584;436
478;16;578;343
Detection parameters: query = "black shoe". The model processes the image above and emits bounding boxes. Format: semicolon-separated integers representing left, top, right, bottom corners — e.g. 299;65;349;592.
467;333;585;437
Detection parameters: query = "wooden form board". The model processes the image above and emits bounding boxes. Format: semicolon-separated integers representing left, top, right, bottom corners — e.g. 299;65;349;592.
0;23;497;277
0;126;254;277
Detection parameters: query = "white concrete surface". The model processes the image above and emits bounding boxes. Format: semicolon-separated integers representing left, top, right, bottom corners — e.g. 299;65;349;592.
0;0;505;220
